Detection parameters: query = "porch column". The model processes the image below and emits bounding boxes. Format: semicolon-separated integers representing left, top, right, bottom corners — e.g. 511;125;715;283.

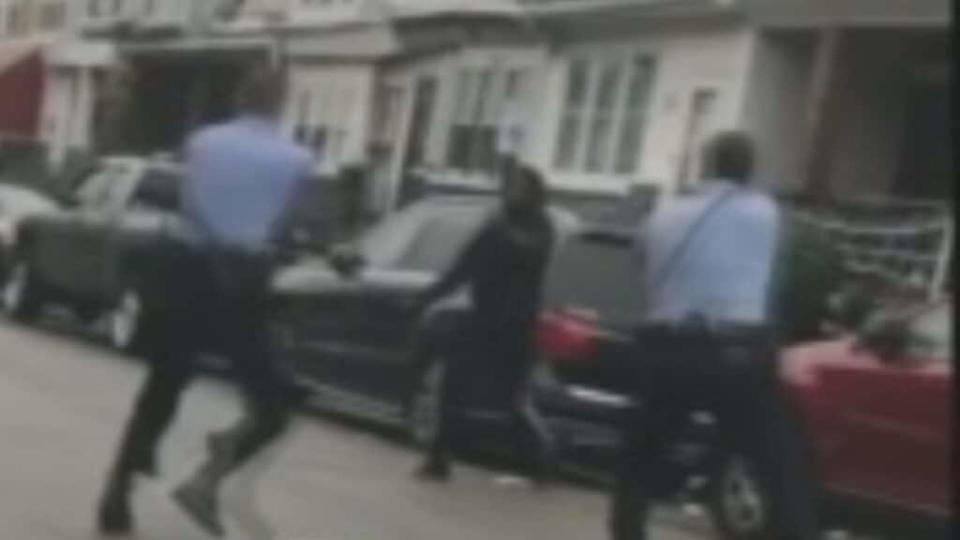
802;27;842;200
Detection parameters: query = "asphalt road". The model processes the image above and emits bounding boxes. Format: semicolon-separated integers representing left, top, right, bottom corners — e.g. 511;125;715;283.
0;317;709;540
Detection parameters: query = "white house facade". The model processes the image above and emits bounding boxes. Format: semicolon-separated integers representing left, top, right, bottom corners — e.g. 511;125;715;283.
3;0;949;212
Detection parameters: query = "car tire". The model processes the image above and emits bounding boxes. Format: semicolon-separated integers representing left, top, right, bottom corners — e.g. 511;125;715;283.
106;287;144;353
407;361;444;449
710;453;773;540
1;259;45;322
710;415;821;540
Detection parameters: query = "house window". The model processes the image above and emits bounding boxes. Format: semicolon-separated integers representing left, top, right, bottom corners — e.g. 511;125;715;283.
447;67;528;175
554;53;657;176
292;84;352;172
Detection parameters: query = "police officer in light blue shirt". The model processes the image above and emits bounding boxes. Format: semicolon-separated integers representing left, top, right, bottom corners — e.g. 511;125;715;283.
610;132;820;540
640;164;780;324
182;108;312;253
98;67;312;538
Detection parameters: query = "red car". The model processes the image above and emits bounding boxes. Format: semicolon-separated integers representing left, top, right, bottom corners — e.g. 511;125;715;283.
716;300;952;539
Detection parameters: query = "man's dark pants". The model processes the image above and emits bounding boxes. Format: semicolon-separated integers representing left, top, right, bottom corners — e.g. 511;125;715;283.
609;325;820;540
426;327;554;479
99;242;292;521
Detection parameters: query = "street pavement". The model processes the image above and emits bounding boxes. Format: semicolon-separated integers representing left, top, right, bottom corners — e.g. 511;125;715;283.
0;317;709;540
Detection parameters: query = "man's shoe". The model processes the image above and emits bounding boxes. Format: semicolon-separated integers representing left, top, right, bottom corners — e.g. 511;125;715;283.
415;461;450;483
172;482;225;537
96;497;133;536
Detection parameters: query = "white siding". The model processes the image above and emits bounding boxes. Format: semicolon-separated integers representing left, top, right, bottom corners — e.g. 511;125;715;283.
739;31;815;193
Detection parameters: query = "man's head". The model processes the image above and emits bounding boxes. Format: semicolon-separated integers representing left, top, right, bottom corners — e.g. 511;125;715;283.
235;65;285;118
502;164;547;218
701;131;755;185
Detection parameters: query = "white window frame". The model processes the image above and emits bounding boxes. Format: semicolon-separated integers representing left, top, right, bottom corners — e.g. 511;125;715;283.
290;75;355;175
551;48;658;186
442;55;535;180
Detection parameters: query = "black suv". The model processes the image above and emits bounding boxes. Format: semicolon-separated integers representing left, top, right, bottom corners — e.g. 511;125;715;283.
270;195;644;466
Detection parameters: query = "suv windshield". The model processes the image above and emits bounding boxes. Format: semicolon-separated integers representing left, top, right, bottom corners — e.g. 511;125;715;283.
544;233;644;329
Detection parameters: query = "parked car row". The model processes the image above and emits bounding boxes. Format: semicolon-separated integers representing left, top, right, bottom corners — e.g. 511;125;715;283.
1;157;951;539
3;157;183;350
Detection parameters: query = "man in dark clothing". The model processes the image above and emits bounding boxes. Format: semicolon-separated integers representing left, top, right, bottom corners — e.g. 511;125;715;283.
96;67;311;537
415;164;557;484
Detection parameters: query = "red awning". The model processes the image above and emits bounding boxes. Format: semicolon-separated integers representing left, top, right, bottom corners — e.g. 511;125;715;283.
0;43;45;140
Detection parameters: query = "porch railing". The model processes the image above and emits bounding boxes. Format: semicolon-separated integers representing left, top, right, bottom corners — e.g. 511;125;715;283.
789;196;953;300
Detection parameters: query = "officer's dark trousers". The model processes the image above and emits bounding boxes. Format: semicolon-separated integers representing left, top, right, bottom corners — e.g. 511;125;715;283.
609;325;820;540
101;244;292;503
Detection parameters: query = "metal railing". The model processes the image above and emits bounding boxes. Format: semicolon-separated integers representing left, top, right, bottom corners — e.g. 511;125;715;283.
789;196;953;300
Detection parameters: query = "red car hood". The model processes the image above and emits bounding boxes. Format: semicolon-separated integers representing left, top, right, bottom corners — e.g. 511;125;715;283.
779;338;861;389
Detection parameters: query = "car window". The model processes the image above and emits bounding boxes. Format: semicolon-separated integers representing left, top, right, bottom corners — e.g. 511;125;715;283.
395;215;485;272
132;168;182;212
544;234;645;328
905;304;951;362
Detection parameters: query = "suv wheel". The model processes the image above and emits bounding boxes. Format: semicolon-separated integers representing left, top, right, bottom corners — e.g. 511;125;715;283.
107;288;143;352
2;260;44;321
710;454;771;540
408;361;444;448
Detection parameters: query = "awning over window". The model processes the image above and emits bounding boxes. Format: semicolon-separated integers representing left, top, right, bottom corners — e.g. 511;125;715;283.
0;43;45;141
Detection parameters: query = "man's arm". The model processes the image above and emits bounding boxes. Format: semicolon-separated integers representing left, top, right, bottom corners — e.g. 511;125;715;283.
418;224;488;308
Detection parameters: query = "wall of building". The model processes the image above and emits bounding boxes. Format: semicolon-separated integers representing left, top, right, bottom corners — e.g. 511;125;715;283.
739;30;814;193
738;28;947;200
823;35;911;198
742;0;950;27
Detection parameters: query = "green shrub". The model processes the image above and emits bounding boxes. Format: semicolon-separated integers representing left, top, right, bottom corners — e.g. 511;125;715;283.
773;212;846;344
